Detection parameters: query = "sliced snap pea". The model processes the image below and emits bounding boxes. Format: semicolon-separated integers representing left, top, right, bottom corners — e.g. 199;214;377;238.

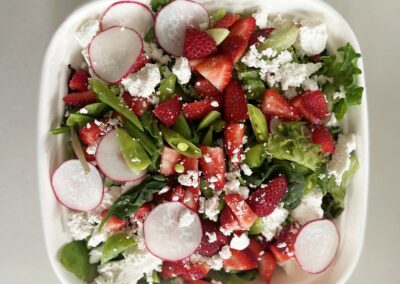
70;127;90;174
90;79;143;131
257;23;300;52
101;233;136;264
202;126;213;146
123;119;157;155
211;119;226;133
200;178;214;198
160;125;202;157
116;128;151;172
66;113;93;128
210;8;226;24
249;218;264;235
245;79;265;100
78;102;109;118
197;111;221;131
244;143;267;168
50;126;70;135
173;113;192;140
151;271;160;284
248;104;268;143
238;70;260;81
159;75;177;102
206;28;230;45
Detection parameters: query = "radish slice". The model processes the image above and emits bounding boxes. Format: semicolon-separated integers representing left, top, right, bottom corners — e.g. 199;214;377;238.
155;0;209;56
100;1;154;36
51;159;103;211
88;26;143;83
96;129;146;182
294;219;340;274
144;202;202;261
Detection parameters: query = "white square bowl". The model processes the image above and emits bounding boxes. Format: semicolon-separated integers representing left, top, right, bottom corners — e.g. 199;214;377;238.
37;0;369;283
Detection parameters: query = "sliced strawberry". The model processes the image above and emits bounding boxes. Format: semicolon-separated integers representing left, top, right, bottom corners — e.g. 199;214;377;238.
199;146;226;191
309;54;321;63
170;185;186;202
248;28;275;46
247;176;288;217
161;260;188;278
152;95;181;126
224;123;245;167
220;206;243;232
311;125;335;154
194;77;222;97
247;239;263;259
69;69;89;92
224;194;258;230
291;90;328;125
63;91;97;108
134;203;152;222
258;251;277;284
269;223;300;263
122;92;152;117
197;220;229;257
79;121;102;145
181;262;210;281
213;13;240;29
229;17;256;41
223;248;257;271
181;156;199;171
100;210;127;232
187;281;211;284
219;36;248;63
261;89;300;121
189;58;206;71
132;54;149;72
224;80;249;123
196;54;233;91
182;97;221;121
183;187;200;212
160;147;182;176
82;146;96;162
184;28;217;60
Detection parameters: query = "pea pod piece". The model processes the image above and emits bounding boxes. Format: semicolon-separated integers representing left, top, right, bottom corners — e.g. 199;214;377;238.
159;75;177;102
50;126;70;135
70;126;90;174
173;113;192;139
116;128;151;172
257;23;300;52
78;102;109;118
202;126;214;147
238;70;260;80
244;143;267;168
197;111;221;131
124;119;157;155
206;28;230;45
90;79;143;131
160;125;202;157
245;79;265;100
248;104;268;143
66;113;93;128
101;233;136;264
210;8;226;24
249;218;264;235
211;119;226;133
200;178;213;198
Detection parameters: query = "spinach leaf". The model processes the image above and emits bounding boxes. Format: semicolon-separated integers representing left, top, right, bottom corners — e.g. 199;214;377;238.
150;0;171;12
99;175;168;230
59;240;97;282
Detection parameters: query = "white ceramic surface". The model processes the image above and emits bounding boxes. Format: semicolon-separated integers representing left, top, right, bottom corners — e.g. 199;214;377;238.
37;0;369;283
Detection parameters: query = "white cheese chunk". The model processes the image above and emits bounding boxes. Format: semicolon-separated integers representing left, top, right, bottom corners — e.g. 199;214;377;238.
294;20;328;57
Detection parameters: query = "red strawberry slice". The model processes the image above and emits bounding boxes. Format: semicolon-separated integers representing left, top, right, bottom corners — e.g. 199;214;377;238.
161;260;188;278
220;206;243;232
184;28;217;60
181;262;210;281
224;194;258;230
183;187;200;212
189;58;206;71
311;125;335;154
197;220;229;257
63;91;97;108
153;95;181;126
79;121;102;145
183;97;221;121
248;28;275;46
69;69;89;92
224;123;245;167
229;17;256;41
199;146;226;191
194;77;222;97
247;239;263;259
224;80;249;123
269;223;300;263
223;248;258;271
132;54;149;72
258;251;277;284
134;203;152;222
261;89;300;121
291;90;328;125
187;281;211;284
213;13;240;29
247;176;288;217
196;54;233;91
122;92;152;117
170;185;186;202
160;147;182;176
219;35;248;63
82;146;96;162
100;210;127;232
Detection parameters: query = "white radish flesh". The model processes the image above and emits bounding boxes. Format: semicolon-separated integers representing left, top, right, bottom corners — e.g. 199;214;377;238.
100;1;154;36
294;219;340;274
88;26;143;83
96;129;146;182
155;0;209;56
144;202;202;261
51;159;103;211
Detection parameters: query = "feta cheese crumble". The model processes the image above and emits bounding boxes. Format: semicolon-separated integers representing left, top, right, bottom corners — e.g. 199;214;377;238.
144;42;171;64
178;170;199;187
240;164;253;176
328;134;357;184
230;233;250;250
189;245;231;270
294;20;328;57
66;212;94;240
206;232;217;243
172;57;191;84
291;191;324;225
199;195;220;221
261;205;289;241
224;171;249;199
75;19;100;48
253;7;269;29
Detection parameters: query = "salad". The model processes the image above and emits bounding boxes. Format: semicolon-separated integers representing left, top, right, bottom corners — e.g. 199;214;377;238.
49;0;364;283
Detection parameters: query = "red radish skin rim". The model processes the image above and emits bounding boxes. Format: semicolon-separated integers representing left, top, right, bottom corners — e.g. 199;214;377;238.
50;160;104;212
99;1;155;31
143;202;203;261
294;219;340;274
154;0;209;57
88;25;144;84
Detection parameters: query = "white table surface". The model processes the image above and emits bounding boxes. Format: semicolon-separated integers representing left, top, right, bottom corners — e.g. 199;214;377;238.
0;0;399;283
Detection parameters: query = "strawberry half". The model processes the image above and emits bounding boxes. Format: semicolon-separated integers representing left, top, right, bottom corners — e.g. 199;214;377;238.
122;92;152;117
63;91;97;108
194;77;222;97
224;194;258;230
182;97;222;121
197;220;229;257
224;80;249;123
196;54;233;91
181;262;210;281
258;251;277;284
224;123;245;167
311;125;335;154
219;35;249;63
69;69;89;92
247;176;288;217
79;121;102;145
223;248;258;271
199;146;226;191
248;28;275;46
152;95;181;126
291;90;328;125
229;17;256;41
261;89;300;121
213;13;240;29
159;147;182;176
184;28;217;60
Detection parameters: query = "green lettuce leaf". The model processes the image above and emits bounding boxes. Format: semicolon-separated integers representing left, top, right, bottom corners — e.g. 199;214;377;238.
150;0;171;12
